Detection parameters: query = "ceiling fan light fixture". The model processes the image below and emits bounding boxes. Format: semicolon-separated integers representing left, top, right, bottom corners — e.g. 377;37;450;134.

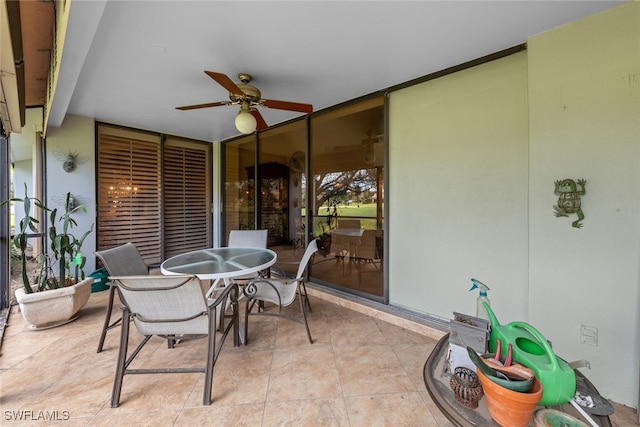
364;145;376;164
235;107;257;134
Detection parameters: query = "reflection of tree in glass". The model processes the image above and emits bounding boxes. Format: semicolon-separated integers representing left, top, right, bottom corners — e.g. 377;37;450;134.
314;168;377;231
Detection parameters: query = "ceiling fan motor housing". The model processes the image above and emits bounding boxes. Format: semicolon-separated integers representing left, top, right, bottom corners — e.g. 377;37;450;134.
230;73;261;104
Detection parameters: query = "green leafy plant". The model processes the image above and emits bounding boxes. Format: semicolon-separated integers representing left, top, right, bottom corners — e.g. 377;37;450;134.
2;185;93;293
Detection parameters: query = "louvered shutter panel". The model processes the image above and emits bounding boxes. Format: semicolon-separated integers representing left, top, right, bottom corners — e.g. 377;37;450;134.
163;138;211;258
97;127;162;265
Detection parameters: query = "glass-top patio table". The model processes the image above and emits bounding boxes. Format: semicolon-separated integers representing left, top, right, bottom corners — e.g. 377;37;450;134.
161;246;277;286
161;247;277;345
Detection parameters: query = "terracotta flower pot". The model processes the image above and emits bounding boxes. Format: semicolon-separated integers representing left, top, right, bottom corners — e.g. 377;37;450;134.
477;368;543;427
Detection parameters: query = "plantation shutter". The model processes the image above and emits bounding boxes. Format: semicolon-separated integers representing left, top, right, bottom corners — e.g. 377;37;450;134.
97;126;162;265
163;138;211;258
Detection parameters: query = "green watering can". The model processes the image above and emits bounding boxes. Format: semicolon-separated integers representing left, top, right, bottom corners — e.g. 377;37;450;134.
483;302;576;406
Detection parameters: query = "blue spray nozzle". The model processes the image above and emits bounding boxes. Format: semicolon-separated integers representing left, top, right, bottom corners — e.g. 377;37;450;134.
469;278;490;294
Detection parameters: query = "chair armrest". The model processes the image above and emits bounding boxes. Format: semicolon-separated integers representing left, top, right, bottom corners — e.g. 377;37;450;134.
270;261;301;279
207;281;239;310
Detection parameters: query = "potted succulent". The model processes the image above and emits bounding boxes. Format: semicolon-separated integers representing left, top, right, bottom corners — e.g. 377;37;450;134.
3;185;94;329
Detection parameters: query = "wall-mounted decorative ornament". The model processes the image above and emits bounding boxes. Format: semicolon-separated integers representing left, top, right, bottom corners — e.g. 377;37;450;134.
54;150;89;173
553;179;586;228
52;193;89;211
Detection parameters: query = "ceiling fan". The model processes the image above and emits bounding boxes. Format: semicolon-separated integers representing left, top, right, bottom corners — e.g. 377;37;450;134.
325;132;382;165
176;71;313;134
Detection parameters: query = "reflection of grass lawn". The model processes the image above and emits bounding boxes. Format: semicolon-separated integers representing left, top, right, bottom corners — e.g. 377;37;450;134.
327;203;381;229
336;204;377;217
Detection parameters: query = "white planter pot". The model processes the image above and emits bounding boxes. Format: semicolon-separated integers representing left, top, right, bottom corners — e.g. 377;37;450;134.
14;277;93;330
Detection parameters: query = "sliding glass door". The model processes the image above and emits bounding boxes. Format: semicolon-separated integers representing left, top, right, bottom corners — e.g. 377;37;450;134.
310;97;385;298
222;96;386;301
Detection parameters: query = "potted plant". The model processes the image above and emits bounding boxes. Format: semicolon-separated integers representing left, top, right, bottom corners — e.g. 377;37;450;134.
3;185;94;329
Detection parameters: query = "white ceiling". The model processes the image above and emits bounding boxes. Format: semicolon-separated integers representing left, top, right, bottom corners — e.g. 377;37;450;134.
47;0;627;143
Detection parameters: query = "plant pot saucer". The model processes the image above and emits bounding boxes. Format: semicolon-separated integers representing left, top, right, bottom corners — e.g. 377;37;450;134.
533;409;587;427
26;314;81;330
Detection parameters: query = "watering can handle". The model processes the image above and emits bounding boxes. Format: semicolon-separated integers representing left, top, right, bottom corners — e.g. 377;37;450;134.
508;321;560;370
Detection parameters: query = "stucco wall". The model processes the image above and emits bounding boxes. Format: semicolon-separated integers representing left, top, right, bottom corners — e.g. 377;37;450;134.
388;51;530;323
528;2;640;406
389;1;640;406
44;114;97;274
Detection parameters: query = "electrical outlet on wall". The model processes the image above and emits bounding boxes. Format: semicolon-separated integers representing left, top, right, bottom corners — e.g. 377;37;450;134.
580;324;598;346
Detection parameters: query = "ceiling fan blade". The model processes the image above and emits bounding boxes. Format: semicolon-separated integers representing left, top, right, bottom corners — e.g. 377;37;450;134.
176;101;229;110
251;109;268;130
262;99;313;114
327;145;363;153
204;71;244;95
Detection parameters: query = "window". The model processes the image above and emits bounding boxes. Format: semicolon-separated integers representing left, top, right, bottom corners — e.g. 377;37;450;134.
222;135;256;243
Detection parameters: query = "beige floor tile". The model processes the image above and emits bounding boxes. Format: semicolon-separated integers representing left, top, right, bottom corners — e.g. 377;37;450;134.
263;398;350;426
1;366;59;409
237;316;278;351
3;288;635;426
327;315;387;348
25;362;113;418
392;342;438;389
90;409;182;426
375;319;437;346
336;344;416;396
175;403;265;426
345;392;438;427
267;346;342;401
0;330;63;369
185;350;273;406
112;373;200;410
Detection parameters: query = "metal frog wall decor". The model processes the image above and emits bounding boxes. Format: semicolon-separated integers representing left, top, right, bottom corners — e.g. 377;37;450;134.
553;178;586;228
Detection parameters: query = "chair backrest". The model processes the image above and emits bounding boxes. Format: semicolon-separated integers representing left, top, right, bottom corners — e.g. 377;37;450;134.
110;275;209;336
338;219;360;229
296;239;318;280
228;229;268;248
357;230;379;259
95;242;149;276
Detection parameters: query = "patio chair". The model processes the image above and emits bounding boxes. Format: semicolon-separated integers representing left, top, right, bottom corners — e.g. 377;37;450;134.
228;229;268;248
94;242;151;353
218;229;269;329
243;239;318;344
223;229;270;287
109;275;239;407
337;219;361;229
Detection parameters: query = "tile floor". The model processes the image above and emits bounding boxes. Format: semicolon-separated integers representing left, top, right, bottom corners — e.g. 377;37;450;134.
0;286;636;426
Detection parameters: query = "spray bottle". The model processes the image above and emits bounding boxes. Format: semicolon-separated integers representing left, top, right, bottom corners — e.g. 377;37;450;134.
469;278;491;320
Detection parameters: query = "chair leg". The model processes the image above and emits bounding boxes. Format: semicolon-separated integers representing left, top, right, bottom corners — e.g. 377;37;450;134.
232;289;240;346
110;307;130;408
298;292;313;344
97;286;121;353
300;282;312;312
203;313;216;405
243;298;260;346
243;299;251;346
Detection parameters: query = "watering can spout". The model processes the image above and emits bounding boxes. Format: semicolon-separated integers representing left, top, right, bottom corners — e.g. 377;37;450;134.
482;301;499;328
